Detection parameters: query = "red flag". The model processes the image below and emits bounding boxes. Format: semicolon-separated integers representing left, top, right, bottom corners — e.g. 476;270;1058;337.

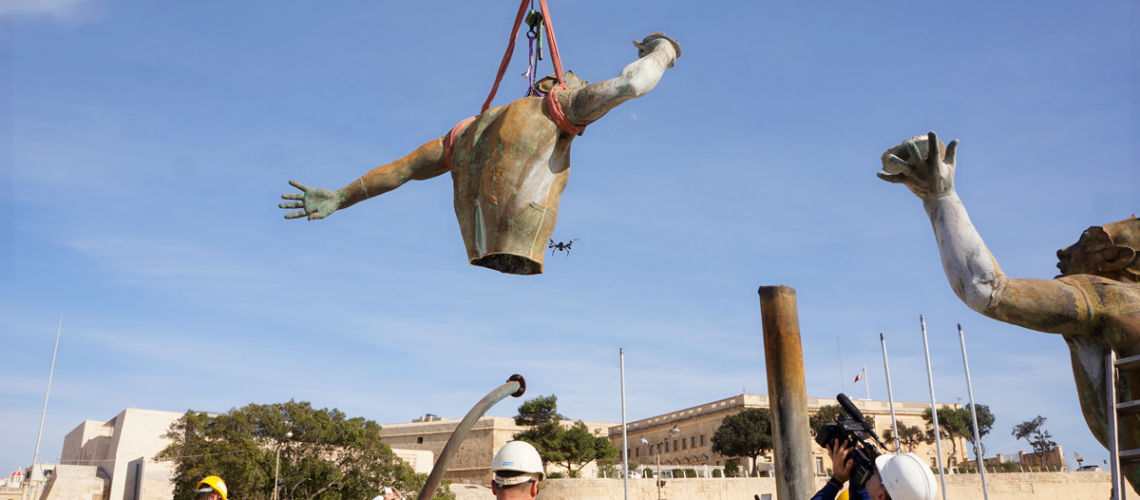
853;368;864;383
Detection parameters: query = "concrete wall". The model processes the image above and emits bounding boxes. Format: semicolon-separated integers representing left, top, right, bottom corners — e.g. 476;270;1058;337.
104;409;181;500
393;448;435;474
38;464;107;500
52;408;183;500
1018;446;1067;470
61;420;114;467
534;473;1140;500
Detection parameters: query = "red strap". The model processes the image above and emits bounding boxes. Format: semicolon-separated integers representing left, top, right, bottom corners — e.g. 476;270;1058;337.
448;0;582;167
545;84;584;135
482;0;533;113
536;0;569;89
478;0;584;135
444;116;477;171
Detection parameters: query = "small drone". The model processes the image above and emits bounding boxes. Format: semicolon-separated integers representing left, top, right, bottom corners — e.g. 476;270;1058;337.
548;238;578;256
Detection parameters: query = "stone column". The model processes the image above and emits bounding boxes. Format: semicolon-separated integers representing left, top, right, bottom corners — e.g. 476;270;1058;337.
758;285;814;500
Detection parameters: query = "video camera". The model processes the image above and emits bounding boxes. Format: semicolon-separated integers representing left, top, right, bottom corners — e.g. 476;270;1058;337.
813;393;890;489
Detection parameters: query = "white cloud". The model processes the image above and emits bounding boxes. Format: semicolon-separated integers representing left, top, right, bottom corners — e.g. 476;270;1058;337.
0;0;91;21
65;235;271;283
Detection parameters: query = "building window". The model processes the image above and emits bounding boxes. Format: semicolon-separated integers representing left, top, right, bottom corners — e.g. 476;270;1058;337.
700;435;705;446
635;448;640;458
815;457;824;475
682;439;687;450
691;436;696;448
664;442;669;452
416;437;423;444
674;440;678;451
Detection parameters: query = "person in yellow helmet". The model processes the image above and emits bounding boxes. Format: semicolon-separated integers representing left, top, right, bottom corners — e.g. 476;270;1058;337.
195;475;227;500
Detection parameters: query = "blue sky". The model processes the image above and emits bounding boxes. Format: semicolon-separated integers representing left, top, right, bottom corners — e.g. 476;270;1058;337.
2;0;1136;475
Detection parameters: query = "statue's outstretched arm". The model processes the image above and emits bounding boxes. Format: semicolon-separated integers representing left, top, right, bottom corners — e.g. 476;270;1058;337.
878;132;1092;335
280;137;447;220
561;33;680;126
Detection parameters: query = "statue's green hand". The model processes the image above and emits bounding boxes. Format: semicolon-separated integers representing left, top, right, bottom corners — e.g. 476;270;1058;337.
279;180;340;221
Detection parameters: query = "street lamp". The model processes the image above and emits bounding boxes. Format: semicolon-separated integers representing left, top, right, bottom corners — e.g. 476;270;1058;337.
272;429;293;500
641;426;680;500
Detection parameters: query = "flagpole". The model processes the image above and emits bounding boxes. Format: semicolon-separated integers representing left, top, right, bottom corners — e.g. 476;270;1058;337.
881;333;901;452
27;317;62;500
920;315;949;500
863;363;871;400
958;325;990;500
620;348;629;500
836;333;845;395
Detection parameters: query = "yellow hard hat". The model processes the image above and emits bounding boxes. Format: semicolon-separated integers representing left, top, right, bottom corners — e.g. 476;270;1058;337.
197;475;228;500
837;489;849;500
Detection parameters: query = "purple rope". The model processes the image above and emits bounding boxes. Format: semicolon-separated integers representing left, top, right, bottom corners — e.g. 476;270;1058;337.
525;31;544;97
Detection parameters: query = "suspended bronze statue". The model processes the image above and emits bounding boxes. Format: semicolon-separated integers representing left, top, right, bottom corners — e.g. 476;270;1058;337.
879;131;1140;491
279;20;680;275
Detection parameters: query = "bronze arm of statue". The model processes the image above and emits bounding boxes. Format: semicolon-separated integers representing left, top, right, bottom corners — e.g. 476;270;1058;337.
279;33;681;275
879;131;1140;492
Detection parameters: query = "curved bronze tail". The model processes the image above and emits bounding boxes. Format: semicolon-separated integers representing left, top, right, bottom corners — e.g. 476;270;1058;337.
416;374;526;500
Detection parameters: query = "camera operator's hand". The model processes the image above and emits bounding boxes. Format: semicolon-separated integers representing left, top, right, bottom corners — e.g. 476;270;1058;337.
828;440;855;484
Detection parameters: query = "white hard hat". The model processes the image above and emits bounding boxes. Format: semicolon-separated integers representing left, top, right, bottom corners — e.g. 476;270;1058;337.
491;441;544;486
874;453;937;500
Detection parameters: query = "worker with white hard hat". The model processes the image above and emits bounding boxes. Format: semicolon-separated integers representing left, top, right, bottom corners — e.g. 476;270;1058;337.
811;440;937;500
866;453;938;500
490;441;545;499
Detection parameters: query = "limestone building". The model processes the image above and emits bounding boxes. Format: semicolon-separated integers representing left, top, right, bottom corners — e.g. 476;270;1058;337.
48;408;185;500
378;414;617;486
26;408;435;500
609;394;968;476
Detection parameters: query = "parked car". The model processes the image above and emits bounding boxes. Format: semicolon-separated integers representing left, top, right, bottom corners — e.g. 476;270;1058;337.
1077;465;1102;472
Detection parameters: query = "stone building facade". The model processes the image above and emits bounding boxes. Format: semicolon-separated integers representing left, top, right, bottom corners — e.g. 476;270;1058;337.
42;408;185;500
609;394;968;475
1016;446;1067;471
378;414;617;486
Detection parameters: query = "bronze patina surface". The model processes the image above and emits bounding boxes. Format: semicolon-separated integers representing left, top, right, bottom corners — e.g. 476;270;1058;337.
280;35;680;275
879;131;1140;491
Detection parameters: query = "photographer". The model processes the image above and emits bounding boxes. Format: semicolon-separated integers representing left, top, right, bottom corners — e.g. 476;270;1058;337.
812;439;866;500
811;439;937;500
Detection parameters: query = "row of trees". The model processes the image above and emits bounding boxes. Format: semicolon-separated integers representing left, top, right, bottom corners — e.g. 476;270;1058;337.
155;396;1061;499
157;400;452;500
709;402;1058;474
158;394;623;500
510;395;618;478
883;404;994;460
507;396;1059;476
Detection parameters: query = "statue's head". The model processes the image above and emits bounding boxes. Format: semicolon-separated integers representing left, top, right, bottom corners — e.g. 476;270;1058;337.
535;71;587;94
1056;215;1140;282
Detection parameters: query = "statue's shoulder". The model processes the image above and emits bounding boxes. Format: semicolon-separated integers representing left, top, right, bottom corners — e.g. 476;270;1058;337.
478;97;550;127
1056;274;1138;288
1057;275;1140;317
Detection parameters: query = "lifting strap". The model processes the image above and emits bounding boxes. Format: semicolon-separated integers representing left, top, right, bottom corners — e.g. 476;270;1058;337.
444;0;583;170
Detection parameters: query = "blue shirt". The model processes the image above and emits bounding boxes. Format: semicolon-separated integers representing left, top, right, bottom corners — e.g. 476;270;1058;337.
810;480;869;500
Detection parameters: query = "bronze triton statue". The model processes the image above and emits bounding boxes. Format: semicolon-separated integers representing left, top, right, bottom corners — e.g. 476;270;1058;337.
879;131;1140;491
279;33;680;275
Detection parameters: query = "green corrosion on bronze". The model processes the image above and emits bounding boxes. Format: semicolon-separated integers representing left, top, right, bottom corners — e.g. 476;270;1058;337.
279;34;682;274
